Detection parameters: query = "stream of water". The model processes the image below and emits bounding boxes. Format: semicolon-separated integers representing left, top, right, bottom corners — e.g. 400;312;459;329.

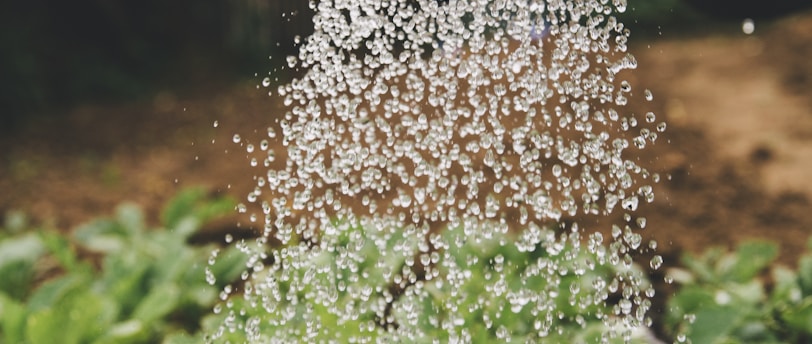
210;0;665;342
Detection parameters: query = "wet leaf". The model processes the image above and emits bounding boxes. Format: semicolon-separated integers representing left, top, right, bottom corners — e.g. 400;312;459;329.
686;305;741;344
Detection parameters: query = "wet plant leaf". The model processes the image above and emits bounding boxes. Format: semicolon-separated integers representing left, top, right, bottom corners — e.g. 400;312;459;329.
686;305;741;344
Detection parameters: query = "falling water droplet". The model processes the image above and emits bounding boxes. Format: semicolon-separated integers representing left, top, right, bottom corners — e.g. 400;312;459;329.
286;55;297;68
622;196;639;211
649;255;663;270
742;18;755;35
656;122;667;132
211;0;669;341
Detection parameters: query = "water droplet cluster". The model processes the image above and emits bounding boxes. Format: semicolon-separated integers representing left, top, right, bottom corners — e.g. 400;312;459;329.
211;0;665;341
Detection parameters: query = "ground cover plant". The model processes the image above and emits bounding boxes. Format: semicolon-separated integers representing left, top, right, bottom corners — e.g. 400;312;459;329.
665;239;812;343
3;187;812;343
196;220;656;344
0;188;658;343
0;188;246;344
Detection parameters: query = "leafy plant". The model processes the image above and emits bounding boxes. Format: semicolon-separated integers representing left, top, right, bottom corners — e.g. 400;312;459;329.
0;188;247;344
195;220;656;343
665;239;812;343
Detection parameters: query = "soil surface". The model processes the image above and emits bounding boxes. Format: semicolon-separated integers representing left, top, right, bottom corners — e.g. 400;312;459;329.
2;10;812;338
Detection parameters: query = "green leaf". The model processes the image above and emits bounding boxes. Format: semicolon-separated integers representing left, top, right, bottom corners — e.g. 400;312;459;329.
38;230;88;274
665;285;715;327
798;255;812;295
171;217;201;240
771;266;800;303
27;290;117;344
0;292;27;344
680;249;721;283
184;285;218;307
0;232;44;264
208;246;249;288
195;195;237;225
782;298;812;335
26;273;88;313
152;245;199;286
724;241;778;283
70;291;120;341
95;320;149;344
162;188;208;229
0;260;37;300
27;308;73;344
162;331;199;344
162;188;235;228
98;253;152;313
73;218;128;253
116;203;146;236
687;305;741;344
734;320;779;343
725;279;765;305
161;188;236;240
0;233;45;299
131;282;181;325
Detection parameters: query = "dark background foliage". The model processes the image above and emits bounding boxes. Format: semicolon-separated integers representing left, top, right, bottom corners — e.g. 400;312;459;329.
1;0;810;130
0;0;314;128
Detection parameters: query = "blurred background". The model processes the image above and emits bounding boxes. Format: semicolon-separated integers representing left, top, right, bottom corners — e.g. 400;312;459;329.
3;2;812;342
0;0;314;125
1;0;812;260
4;0;811;125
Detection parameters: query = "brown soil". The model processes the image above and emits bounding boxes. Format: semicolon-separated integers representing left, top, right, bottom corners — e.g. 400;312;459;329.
2;10;812;333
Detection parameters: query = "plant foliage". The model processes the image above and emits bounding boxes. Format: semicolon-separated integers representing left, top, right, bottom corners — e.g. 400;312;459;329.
0;188;246;344
194;221;655;344
665;239;812;343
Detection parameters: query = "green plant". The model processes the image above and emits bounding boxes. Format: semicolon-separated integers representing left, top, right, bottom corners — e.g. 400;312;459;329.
665;239;812;343
0;188;247;344
195;220;655;343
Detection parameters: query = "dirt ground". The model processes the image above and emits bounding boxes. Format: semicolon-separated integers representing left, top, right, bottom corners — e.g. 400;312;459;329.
2;10;812;287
